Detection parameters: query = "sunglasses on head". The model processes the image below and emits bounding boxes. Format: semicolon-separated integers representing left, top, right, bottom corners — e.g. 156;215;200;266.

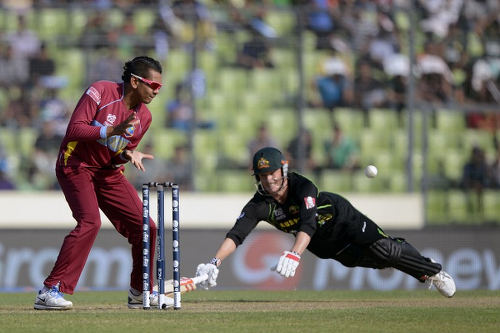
131;73;162;90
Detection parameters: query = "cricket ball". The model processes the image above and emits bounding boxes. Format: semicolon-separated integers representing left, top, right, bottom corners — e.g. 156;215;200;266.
365;165;378;178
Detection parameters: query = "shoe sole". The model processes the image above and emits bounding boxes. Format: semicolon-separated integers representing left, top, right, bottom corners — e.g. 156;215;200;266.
34;304;72;310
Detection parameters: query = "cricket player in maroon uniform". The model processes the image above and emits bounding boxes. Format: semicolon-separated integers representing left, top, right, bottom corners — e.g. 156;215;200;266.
34;56;173;310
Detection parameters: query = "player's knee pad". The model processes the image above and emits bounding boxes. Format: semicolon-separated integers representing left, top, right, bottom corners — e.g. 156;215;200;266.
369;237;402;265
369;237;442;281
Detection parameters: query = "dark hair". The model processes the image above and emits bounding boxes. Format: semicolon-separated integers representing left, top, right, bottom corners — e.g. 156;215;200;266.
122;56;162;82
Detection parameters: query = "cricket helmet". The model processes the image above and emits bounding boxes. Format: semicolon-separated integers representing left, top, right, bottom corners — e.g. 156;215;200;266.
252;147;288;177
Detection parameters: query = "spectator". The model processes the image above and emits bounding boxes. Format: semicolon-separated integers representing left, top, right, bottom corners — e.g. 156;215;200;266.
37;83;70;136
462;59;500;130
87;47;124;85
165;144;194;191
28;121;63;190
172;0;216;51
0;168;15;190
6;15;41;60
303;0;336;50
416;42;453;104
0;44;29;88
489;137;500;189
286;128;316;172
461;146;489;217
323;123;359;171
312;57;353;117
79;12;112;49
0;147;14;190
353;60;387;126
383;53;409;126
28;41;56;87
166;82;194;132
0;88;35;128
235;27;274;69
247;122;279;165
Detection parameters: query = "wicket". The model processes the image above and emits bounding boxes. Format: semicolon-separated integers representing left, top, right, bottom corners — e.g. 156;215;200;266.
142;182;181;310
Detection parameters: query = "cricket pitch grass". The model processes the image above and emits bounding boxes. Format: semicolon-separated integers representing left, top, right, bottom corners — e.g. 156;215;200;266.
1;290;499;332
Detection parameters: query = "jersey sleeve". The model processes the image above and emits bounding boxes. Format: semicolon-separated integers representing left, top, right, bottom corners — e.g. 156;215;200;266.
226;199;267;246
64;85;104;141
296;177;319;237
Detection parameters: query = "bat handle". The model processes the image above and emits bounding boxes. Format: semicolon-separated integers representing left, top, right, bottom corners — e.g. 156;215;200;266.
192;274;209;285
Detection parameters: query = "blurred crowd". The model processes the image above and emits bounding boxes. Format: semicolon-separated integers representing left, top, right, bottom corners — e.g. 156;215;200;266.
0;0;499;193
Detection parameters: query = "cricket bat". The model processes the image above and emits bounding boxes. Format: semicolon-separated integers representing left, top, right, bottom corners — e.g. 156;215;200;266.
155;274;209;296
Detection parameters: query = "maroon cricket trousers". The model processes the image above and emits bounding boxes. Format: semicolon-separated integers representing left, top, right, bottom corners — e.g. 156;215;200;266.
44;165;157;294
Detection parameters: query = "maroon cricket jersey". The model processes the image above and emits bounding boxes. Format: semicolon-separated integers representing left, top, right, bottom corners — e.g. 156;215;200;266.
57;81;152;168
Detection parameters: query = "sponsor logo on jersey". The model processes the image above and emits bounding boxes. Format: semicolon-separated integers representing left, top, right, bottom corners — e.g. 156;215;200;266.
274;208;285;219
86;86;101;105
289;205;299;215
304;196;316;209
257;157;270;169
106;114;117;125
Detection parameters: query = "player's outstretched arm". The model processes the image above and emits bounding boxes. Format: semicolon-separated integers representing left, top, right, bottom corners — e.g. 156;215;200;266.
195;238;237;289
275;231;311;278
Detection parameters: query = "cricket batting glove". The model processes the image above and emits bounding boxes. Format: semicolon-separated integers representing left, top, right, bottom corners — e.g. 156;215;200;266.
276;251;301;278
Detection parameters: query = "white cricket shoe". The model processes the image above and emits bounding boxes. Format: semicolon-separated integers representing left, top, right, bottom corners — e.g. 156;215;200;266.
34;285;73;310
127;289;174;309
427;270;456;298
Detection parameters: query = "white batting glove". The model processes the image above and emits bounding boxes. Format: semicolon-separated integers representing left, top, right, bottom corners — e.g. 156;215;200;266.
195;262;219;289
276;251;301;278
206;263;219;288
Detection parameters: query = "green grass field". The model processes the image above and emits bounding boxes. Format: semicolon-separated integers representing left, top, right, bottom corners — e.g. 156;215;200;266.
1;290;499;332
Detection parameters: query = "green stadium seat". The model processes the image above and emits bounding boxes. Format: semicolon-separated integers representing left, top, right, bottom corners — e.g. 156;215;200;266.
133;9;155;34
250;69;280;96
359;129;392;155
268;108;298;148
447;190;468;223
219;130;250;168
352;172;385;192
107;9;125;28
333;108;364;136
443;149;466;181
265;11;295;35
19;127;37;158
38;8;68;39
0;127;16;156
369;108;398;131
218;68;248;95
152;129;187;159
427;190;449;224
271;49;295;69
167;50;190;82
484;190;500;223
436;109;466;132
216;169;254;192
462;129;495;154
388;170;407;192
320;170;353;193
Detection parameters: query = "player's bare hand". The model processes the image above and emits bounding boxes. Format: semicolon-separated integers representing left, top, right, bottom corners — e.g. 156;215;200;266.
107;112;139;137
124;150;154;171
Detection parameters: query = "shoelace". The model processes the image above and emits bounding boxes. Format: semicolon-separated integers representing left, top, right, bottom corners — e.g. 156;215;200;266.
49;287;64;299
427;271;445;290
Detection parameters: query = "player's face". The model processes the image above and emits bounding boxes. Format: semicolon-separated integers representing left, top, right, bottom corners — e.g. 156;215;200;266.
134;70;163;104
258;168;285;194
